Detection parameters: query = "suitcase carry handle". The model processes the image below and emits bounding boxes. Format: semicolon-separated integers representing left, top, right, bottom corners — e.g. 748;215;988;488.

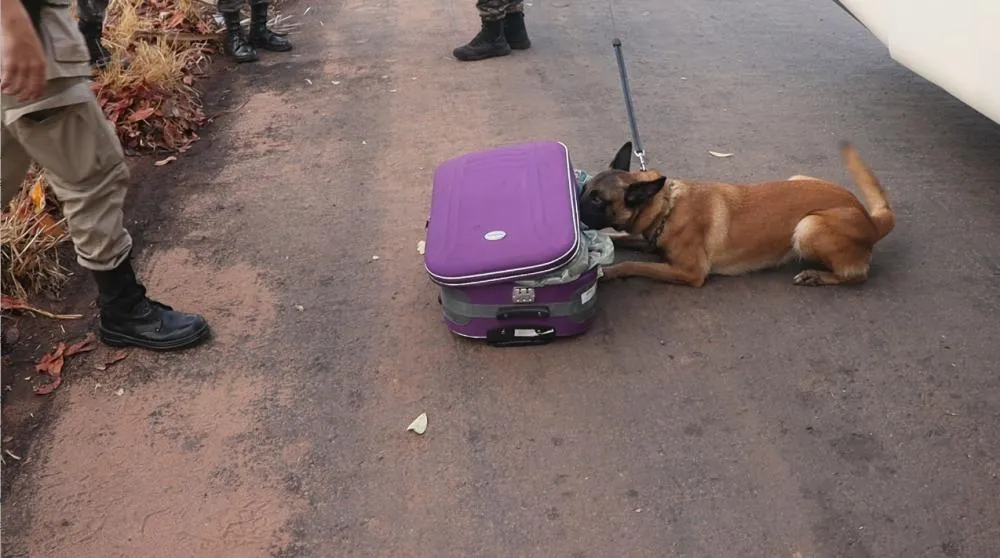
496;306;551;320
486;326;557;347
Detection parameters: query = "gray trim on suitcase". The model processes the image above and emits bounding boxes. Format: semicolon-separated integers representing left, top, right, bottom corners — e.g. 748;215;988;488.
425;141;582;287
440;282;598;326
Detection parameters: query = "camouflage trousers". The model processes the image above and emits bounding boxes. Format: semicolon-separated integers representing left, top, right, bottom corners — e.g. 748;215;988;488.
217;0;269;13
76;0;108;25
477;0;523;21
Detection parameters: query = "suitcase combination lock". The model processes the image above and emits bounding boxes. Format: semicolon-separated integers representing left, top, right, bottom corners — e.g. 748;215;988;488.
512;287;536;304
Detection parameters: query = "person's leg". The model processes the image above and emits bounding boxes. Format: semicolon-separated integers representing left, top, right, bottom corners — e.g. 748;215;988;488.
453;0;512;62
503;0;530;50
1;126;33;209
218;0;258;63
5;89;210;350
247;1;293;53
76;0;111;69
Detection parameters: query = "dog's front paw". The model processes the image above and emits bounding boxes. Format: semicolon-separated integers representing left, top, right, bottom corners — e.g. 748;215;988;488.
793;269;825;286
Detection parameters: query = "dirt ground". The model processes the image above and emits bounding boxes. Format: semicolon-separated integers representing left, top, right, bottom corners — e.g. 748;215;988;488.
3;0;1000;557
1;268;92;494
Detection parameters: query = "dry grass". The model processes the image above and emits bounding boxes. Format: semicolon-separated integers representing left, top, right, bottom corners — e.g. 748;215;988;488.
1;172;71;302
92;0;220;152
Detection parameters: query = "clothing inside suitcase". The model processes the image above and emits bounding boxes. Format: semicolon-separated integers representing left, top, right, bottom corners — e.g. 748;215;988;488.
424;141;613;345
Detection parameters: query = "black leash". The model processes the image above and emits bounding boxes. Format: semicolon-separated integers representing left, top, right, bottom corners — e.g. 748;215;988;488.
606;0;648;171
611;37;648;171
607;10;662;247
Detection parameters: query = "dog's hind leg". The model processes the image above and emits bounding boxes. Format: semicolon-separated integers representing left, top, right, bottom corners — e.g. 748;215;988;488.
791;210;876;286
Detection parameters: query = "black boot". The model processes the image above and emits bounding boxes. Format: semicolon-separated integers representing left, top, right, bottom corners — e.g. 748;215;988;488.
78;20;111;69
248;2;292;52
503;12;531;50
92;259;211;351
223;11;258;63
453;18;511;61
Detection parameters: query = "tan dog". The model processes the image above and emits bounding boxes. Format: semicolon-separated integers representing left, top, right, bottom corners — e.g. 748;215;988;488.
578;141;894;287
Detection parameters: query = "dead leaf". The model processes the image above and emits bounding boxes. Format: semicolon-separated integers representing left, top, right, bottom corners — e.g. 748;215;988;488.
95;350;130;371
33;342;65;395
165;11;186;29
65;332;97;357
35;213;67;239
33;379;62;395
33;333;96;395
128;107;157;122
35;342;66;377
708;150;734;158
29;178;46;213
155;156;177;166
407;413;428;435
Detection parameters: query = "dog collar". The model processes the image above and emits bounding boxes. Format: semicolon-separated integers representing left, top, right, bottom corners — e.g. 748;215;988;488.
642;213;668;249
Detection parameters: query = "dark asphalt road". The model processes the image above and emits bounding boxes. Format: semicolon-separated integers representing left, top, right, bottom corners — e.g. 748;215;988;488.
6;0;998;557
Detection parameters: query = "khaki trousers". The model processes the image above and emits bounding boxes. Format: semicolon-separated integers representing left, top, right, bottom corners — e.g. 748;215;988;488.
1;2;132;272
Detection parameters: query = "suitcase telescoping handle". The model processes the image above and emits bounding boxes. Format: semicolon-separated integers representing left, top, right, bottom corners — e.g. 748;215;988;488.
612;38;648;172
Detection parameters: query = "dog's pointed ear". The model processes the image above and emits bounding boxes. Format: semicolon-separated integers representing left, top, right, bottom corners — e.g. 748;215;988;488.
609;142;633;171
624;177;668;208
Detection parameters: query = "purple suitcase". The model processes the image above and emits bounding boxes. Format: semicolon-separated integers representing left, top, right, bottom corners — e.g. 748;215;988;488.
424;141;599;346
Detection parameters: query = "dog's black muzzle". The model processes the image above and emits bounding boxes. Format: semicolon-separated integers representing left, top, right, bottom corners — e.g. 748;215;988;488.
578;192;615;230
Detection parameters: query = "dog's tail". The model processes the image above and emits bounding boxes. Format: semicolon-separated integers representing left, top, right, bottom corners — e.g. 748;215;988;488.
840;141;894;240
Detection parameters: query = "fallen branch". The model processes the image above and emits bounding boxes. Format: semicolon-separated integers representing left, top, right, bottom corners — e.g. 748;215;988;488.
132;29;221;43
1;296;83;320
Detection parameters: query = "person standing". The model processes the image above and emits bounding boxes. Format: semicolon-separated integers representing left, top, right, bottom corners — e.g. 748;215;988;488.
2;0;211;351
76;0;111;69
217;0;292;63
453;0;531;62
